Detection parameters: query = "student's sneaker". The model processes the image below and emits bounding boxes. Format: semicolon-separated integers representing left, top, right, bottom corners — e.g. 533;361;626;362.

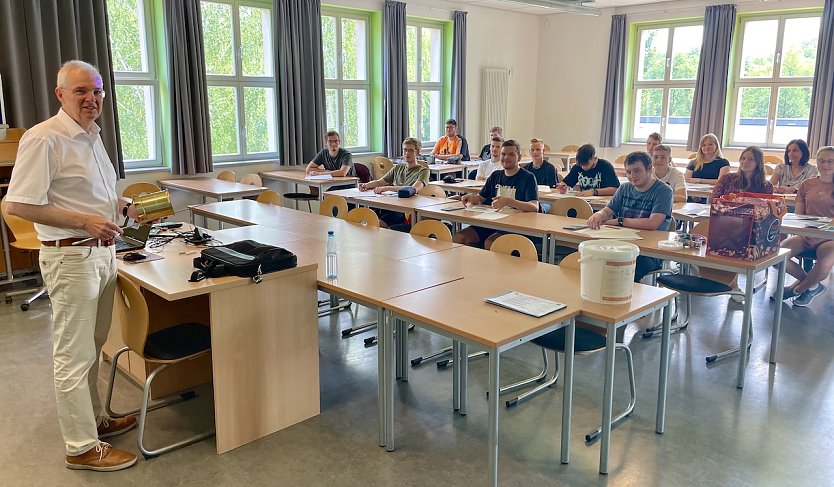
793;284;826;307
771;284;799;302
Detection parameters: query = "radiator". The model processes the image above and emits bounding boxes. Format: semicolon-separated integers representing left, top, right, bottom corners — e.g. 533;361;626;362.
480;67;510;147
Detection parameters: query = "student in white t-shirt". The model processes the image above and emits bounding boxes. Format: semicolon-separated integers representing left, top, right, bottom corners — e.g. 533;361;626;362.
652;144;686;202
476;136;503;181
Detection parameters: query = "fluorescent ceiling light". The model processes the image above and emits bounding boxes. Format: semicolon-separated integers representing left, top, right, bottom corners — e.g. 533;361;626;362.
499;0;601;15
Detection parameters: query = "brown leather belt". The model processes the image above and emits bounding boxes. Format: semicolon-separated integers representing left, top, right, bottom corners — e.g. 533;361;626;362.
42;238;115;247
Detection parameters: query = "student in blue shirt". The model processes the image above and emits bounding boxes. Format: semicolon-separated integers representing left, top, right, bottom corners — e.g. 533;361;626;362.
455;139;539;249
587;151;673;281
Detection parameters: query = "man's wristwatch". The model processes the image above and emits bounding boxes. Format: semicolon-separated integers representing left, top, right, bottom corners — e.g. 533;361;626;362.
122;202;132;218
593;188;599;196
617;216;624;227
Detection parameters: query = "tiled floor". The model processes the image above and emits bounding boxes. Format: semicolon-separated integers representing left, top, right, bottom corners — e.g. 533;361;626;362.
2;270;832;486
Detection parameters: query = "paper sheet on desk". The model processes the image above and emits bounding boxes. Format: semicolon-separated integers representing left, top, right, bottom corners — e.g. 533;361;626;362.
305;174;333;181
485;291;567;318
575;227;643;240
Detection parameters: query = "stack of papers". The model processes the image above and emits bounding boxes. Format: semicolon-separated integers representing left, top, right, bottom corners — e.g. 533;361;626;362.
485;291;567;318
575;226;643;240
305;174;333;181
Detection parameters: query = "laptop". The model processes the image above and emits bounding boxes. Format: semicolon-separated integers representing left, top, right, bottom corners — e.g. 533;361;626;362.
115;224;152;253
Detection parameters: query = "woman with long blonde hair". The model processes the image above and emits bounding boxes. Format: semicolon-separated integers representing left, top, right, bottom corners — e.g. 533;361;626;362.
685;133;730;184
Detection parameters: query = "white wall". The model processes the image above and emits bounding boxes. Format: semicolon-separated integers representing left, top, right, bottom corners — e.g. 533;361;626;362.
533;0;825;162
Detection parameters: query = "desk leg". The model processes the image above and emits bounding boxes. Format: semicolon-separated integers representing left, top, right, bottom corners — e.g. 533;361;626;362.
487;349;500;487
656;301;672;433
1;214;13;281
769;258;787;364
378;307;387;447
452;340;461;411
599;322;617;475
395;319;402;380
384;310;395;451
736;269;755;389
460;343;468;416
399;319;409;382
561;318;575;464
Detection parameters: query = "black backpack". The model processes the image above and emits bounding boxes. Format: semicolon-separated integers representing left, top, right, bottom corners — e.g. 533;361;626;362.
193;240;297;282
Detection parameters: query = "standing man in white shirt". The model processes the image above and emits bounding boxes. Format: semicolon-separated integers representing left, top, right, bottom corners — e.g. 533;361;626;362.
6;60;140;472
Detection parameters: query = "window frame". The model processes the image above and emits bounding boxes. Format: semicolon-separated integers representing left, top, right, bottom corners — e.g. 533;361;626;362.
321;8;372;153
626;20;704;145
109;0;165;169
202;0;278;164
406;19;445;146
726;12;821;149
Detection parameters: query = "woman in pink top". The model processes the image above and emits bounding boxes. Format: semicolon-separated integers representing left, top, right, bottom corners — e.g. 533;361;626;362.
777;146;834;306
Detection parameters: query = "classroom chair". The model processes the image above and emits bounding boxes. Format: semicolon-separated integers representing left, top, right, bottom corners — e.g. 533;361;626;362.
1;199;48;311
104;274;214;458
614;155;626;165
319;195;348;219
216;170;236;182
345;207;380;227
122;182;161;198
499;252;636;443
240;173;262;186
354;162;373;184
641;221;750;364
559;144;579;169
549;197;594;219
256;190;282;206
373;156;394;179
763;155;783;165
418;185;447;199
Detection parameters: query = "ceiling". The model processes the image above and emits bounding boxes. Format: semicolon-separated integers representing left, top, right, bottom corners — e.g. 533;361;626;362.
459;0;674;15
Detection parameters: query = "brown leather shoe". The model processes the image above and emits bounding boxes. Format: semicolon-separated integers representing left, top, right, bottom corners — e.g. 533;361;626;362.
97;417;137;439
66;442;137;472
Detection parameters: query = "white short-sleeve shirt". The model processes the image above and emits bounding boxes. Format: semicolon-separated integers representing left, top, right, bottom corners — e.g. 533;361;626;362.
477;159;502;180
6;109;119;241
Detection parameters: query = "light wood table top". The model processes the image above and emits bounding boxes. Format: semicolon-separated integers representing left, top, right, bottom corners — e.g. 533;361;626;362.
259;169;359;187
428;179;484;194
327;188;457;212
159;177;267;199
416;204;555;236
190;199;331;227
674;202;834;240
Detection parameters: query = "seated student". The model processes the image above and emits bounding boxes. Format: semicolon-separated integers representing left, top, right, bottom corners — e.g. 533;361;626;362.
776;146;834;306
479;126;502;160
556;143;620;196
646;132;662;154
770;139;819;194
454;139;539;249
360;137;430;228
305;130;354;191
711;145;773;202
685;133;730;184
587;151;673;282
710;146;773;303
476;136;503;181
526;138;560;187
432;118;470;161
652;144;687;202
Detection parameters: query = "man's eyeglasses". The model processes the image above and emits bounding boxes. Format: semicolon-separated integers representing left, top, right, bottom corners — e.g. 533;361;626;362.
61;88;106;98
402;148;418;153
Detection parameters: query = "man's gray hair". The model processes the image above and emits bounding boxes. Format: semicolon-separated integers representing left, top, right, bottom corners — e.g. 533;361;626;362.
57;60;101;87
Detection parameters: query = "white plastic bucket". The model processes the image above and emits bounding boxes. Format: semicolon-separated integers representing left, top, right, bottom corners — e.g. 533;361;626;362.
578;240;640;304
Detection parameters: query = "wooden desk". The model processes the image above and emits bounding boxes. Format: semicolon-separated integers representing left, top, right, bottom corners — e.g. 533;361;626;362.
542;213;790;388
326;187;455;221
381;278;579;486
190;199;329;227
538;189;610;209
158;177;267;200
113;236;320;454
543;151;575;171
259;170;359;200
399;245;677;476
428;179;484;195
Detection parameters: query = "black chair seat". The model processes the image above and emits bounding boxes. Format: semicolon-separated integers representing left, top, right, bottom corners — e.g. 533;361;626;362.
283;192;318;200
533;327;607;353
657;274;732;294
144;323;211;361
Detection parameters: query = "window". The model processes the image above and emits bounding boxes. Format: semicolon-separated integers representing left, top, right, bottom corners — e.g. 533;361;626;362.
321;10;370;152
201;0;277;162
107;0;163;167
406;21;444;144
728;14;820;147
629;22;703;144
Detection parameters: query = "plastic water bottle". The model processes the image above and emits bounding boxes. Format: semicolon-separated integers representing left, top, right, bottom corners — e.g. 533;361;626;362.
326;231;338;278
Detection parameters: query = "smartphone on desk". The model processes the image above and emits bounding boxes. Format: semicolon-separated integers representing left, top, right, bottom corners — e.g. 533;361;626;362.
564;224;588;231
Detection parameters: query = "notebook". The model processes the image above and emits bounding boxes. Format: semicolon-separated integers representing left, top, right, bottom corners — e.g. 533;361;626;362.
115;224;152;253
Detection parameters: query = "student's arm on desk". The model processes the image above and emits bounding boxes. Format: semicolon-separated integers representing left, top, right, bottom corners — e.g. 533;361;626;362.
587;207;615;229
491;196;538;212
624;213;668;231
461;193;485;206
5;201;123;239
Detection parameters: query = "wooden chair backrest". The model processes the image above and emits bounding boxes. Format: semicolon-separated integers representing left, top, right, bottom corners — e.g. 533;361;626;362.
543;144;552;152
410;220;452;241
559;252;581;270
256;190;282;206
122;182;161;198
490;234;538;261
373;156;394;179
614;155;626;165
240;173;263;186
763;165;774;176
687;153;697;160
217;170;236;182
418;185;447;198
763;155;783;165
345;207;380;227
114;274;150;358
319;195;348;219
549;197;594;219
561;144;579;152
1;199;39;250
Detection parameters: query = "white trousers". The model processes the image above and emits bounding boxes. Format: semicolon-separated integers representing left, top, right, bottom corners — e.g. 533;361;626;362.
39;244;117;456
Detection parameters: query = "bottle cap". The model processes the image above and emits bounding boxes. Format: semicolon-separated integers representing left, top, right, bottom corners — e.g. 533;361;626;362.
328;230;334;236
